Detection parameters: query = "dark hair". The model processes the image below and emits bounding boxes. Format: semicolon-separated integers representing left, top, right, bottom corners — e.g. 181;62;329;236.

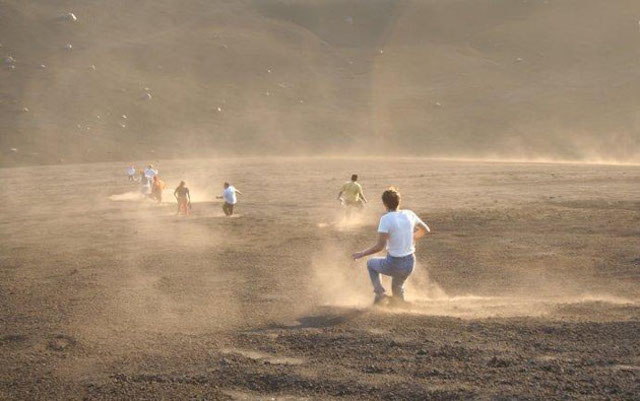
351;174;358;181
381;187;400;210
224;182;230;187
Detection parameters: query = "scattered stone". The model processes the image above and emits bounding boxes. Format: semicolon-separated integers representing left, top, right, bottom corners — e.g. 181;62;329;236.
267;68;272;73
96;115;101;119
515;57;523;63
4;56;16;64
119;123;126;128
10;148;18;153
299;99;304;104
89;65;96;70
216;107;222;112
39;64;46;69
47;334;76;351
121;114;127;119
64;12;77;22
22;107;29;112
379;49;384;54
64;43;73;51
142;92;152;100
435;101;442;107
265;91;270;96
8;65;15;70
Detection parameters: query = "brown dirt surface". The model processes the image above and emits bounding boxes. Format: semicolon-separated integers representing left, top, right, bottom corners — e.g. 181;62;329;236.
1;158;639;400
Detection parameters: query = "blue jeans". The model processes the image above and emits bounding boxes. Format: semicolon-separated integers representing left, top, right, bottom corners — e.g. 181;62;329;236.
367;254;415;300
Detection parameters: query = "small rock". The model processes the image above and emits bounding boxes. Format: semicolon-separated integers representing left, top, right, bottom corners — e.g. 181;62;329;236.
39;64;46;69
22;107;29;112
119;123;126;128
267;68;272;73
515;57;523;63
142;92;152;100
64;43;73;50
89;64;96;70
4;56;16;64
10;148;18;153
435;101;442;107
65;12;77;22
121;114;127;119
379;49;384;54
216;107;222;112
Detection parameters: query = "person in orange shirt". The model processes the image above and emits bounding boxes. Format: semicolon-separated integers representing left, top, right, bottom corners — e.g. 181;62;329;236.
150;176;166;203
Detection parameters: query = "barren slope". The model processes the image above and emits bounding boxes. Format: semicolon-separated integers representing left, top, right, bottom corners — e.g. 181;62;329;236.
2;0;640;165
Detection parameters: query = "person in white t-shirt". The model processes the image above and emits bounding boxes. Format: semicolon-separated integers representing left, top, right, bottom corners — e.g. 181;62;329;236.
127;164;136;181
144;164;158;185
352;187;430;305
216;182;243;216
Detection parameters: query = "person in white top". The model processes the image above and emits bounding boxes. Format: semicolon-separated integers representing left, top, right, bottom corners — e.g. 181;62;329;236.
144;164;158;184
352;187;430;305
216;182;243;216
127;164;136;181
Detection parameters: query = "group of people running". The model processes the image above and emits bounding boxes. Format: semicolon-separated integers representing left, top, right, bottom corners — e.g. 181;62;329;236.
127;166;430;306
127;164;241;217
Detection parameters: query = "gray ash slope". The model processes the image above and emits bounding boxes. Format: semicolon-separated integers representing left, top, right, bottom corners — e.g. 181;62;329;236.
2;0;640;166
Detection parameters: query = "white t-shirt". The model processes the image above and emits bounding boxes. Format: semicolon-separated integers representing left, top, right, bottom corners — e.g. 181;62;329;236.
377;210;425;257
223;186;237;205
127;167;136;176
144;168;158;179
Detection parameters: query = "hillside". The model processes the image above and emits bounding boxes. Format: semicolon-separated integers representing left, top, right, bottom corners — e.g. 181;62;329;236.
2;0;640;166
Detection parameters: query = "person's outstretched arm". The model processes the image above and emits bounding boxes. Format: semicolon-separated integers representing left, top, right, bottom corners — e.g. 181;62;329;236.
359;189;368;204
235;189;243;196
352;233;389;260
413;219;430;240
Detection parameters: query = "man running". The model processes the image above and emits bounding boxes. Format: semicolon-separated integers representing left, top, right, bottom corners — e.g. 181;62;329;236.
217;182;242;216
174;181;191;216
150;176;166;203
338;174;367;215
144;164;158;184
352;187;430;305
127;164;136;181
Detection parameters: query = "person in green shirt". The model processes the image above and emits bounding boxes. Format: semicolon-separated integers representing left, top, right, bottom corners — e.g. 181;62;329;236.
338;174;368;215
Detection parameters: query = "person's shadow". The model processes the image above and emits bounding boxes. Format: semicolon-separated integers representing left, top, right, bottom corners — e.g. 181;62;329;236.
258;307;370;331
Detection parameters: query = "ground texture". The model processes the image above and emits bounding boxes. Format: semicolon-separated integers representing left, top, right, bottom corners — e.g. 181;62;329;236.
1;158;639;400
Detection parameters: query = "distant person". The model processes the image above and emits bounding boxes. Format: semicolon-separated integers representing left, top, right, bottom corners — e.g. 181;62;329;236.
140;169;151;195
338;174;368;215
144;164;158;184
174;181;191;216
150;176;166;203
217;182;242;216
127;164;136;181
352;187;430;305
